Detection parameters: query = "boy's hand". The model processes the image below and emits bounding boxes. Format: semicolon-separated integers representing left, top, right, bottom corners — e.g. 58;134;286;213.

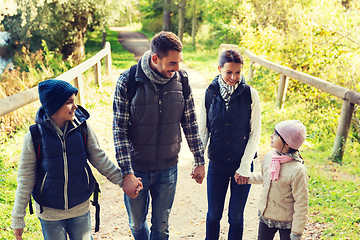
13;228;23;240
234;172;249;185
191;165;205;184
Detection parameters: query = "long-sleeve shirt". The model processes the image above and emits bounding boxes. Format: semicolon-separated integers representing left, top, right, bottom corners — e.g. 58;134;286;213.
11;121;123;229
113;73;205;176
199;86;261;177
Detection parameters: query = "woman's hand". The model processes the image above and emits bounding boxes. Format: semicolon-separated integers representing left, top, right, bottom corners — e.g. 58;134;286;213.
234;172;249;185
13;228;24;240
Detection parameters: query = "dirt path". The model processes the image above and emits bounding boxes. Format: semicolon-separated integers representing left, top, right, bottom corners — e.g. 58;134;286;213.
88;28;319;239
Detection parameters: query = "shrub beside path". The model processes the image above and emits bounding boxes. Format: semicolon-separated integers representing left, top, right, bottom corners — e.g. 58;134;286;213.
89;28;318;239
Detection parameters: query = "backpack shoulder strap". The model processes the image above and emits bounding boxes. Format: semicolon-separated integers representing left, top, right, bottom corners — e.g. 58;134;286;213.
178;69;190;99
29;124;42;214
127;64;138;101
29;124;41;162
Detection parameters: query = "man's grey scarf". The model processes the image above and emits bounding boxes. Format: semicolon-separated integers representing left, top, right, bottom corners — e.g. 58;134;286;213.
141;50;172;86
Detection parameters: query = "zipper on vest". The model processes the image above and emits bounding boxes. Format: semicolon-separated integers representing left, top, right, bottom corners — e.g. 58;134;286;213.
155;94;163;167
58;132;69;210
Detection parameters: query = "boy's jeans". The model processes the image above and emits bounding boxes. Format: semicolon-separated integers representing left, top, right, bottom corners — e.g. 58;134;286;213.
39;211;93;240
206;161;252;240
124;165;178;240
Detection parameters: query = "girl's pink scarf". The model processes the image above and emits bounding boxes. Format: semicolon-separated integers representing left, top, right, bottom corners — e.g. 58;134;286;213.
269;150;294;181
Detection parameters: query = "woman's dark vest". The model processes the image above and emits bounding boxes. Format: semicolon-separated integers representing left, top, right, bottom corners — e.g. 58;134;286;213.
128;65;185;171
206;76;252;163
32;114;95;210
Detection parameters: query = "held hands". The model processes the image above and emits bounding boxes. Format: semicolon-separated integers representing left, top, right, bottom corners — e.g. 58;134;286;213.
234;172;249;185
191;165;205;184
13;228;23;240
122;174;143;199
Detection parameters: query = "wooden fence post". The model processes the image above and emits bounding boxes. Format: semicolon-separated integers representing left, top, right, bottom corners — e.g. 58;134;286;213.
73;75;85;106
247;62;254;82
331;100;355;162
276;74;288;109
104;42;112;75
94;61;102;88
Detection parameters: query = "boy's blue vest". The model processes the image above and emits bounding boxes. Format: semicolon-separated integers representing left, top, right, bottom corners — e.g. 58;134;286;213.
31;106;95;210
206;76;252;163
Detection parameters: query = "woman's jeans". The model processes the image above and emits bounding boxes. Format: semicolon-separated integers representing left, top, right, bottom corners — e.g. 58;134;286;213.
206;161;252;240
39;211;93;240
124;165;178;240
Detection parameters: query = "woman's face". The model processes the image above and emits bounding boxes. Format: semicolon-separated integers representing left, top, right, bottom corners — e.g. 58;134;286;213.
218;62;243;86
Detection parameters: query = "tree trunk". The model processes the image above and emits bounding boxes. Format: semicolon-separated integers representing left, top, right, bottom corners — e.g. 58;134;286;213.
163;0;171;31
62;28;85;61
101;27;107;48
191;0;197;46
178;0;186;41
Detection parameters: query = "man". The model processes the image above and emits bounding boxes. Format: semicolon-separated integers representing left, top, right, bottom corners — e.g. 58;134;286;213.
113;31;205;240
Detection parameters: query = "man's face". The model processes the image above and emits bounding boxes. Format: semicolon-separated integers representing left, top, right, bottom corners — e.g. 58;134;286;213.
152;50;183;79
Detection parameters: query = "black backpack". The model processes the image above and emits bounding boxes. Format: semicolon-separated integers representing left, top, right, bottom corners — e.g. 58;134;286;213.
29;122;101;232
127;64;190;101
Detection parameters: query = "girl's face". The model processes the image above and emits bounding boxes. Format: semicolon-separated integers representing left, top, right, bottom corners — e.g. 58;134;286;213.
51;94;77;128
270;131;287;152
218;62;243;86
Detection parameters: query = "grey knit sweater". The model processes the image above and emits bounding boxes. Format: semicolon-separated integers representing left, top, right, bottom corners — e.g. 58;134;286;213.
11;119;123;229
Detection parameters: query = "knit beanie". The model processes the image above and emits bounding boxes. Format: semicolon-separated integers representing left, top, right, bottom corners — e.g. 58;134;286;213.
274;120;306;150
38;79;78;116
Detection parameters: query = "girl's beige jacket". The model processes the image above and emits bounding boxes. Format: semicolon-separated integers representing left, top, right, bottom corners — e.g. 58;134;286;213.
249;150;309;235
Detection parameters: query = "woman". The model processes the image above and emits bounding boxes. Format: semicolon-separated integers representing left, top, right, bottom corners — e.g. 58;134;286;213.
199;49;261;240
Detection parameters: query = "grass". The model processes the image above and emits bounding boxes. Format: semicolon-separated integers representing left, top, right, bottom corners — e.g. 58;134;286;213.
1;28;359;239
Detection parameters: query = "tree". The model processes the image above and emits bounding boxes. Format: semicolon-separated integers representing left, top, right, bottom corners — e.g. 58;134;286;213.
177;0;186;41
163;0;172;30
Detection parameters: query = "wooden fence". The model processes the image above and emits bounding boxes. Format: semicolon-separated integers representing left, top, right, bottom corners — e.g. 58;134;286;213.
219;44;360;162
0;41;112;117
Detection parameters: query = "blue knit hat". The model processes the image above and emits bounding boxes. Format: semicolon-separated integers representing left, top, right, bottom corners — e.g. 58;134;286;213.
38;79;78;116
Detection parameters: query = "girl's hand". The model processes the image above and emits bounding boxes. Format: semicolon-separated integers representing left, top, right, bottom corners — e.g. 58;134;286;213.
234;173;249;185
13;228;24;240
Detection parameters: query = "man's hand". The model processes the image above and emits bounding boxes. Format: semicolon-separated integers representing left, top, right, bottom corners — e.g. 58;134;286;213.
13;228;23;240
234;172;249;185
122;174;143;199
191;165;205;184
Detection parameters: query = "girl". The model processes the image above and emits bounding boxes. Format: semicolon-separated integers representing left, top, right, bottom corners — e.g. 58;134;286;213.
242;120;308;240
199;49;261;240
11;79;129;240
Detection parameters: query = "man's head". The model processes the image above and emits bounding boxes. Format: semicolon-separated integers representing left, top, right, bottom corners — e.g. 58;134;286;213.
150;31;183;79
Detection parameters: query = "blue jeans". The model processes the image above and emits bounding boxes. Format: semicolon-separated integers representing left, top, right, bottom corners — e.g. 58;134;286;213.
206;161;252;240
124;165;177;240
39;211;93;240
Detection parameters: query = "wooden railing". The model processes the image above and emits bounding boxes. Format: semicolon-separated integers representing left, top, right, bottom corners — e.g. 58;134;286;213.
0;41;112;117
219;44;360;162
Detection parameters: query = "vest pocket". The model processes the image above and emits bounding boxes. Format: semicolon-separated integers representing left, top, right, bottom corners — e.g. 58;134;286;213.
84;167;90;188
40;172;48;194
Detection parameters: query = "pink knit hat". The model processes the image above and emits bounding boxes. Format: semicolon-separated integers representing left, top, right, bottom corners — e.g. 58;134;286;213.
274;120;306;150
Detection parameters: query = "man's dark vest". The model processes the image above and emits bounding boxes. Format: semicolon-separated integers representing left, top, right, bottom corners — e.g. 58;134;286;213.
206;76;252;163
127;64;185;171
31;120;96;210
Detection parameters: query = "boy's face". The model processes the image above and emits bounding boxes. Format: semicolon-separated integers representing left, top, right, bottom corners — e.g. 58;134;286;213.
151;50;183;79
51;94;77;125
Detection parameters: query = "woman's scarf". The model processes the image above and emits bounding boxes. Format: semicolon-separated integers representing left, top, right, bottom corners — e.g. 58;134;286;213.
269;150;294;181
218;75;242;102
